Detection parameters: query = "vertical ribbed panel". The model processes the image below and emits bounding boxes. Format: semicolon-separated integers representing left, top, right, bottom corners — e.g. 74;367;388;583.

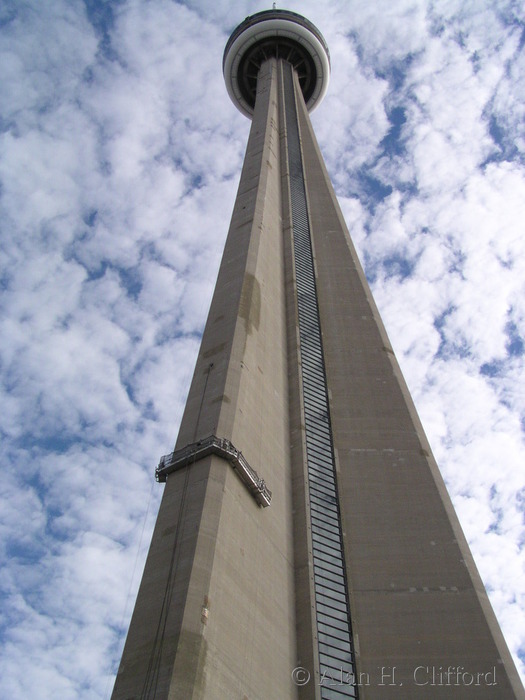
282;63;358;699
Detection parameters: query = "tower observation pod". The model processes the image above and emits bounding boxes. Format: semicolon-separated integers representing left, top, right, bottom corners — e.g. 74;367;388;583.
111;9;525;700
223;9;331;118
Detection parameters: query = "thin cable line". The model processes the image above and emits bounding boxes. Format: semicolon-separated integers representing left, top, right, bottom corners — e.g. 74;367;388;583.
142;462;192;699
104;473;156;700
141;362;214;698
193;362;214;442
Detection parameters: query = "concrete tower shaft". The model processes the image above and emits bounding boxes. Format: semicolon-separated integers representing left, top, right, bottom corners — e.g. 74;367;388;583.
113;57;299;700
112;10;525;700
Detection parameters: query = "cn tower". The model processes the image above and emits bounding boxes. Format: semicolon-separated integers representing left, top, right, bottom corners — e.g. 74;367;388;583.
111;10;524;699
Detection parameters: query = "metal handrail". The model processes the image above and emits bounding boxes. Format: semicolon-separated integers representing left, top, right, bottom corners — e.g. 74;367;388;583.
156;435;272;508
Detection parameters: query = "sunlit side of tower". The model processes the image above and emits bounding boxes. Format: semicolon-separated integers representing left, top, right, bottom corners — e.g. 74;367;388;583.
112;10;524;700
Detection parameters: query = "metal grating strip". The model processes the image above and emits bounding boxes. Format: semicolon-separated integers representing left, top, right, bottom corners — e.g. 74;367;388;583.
282;61;358;699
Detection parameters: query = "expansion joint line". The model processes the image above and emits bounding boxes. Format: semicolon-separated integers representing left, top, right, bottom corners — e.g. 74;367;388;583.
282;61;359;698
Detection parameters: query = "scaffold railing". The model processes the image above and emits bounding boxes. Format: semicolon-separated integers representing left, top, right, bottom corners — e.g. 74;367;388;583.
156;434;272;508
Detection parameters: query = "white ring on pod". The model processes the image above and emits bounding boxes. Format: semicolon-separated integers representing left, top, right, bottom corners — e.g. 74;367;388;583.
224;14;330;119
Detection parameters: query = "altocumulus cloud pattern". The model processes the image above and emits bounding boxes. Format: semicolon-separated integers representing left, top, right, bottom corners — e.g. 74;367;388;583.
0;1;524;698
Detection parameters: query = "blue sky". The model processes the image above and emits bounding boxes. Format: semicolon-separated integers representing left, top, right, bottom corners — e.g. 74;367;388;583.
1;0;524;697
